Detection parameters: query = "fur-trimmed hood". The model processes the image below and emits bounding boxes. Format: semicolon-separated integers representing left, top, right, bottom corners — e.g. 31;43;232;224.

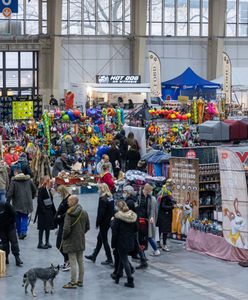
12;173;30;181
115;210;137;223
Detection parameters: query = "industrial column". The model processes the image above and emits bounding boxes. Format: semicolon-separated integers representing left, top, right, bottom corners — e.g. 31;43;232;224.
207;0;227;80
131;0;147;81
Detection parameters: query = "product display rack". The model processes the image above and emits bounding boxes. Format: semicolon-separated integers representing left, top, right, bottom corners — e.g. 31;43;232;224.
199;163;222;221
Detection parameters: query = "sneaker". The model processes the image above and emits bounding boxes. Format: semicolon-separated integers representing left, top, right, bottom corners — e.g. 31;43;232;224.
149;250;160;256
162;245;170;252
85;255;96;263
62;262;70;272
136;262;148;270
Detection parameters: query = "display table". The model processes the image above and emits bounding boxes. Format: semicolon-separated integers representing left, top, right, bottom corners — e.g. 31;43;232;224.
186;228;248;262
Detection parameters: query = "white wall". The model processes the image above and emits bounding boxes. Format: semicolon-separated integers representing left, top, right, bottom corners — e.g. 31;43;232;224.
60;37;131;98
224;39;248;68
145;37;208;82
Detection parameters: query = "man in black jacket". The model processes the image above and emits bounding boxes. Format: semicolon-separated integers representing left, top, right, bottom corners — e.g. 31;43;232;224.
52;154;71;178
0;200;23;266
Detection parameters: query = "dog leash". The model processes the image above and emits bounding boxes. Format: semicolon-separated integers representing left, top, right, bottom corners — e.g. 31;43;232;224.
59;210;83;251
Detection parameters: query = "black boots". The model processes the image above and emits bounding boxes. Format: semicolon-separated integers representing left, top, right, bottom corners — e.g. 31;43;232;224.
85;255;96;263
15;255;23;267
124;277;134;288
136;261;148;269
37;243;49;249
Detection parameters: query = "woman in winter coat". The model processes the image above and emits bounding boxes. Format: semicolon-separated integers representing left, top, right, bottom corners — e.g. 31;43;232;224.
36;176;56;249
85;183;114;265
55;185;70;270
127;132;139;151
100;163;115;192
156;194;174;252
125;143;141;171
106;140;121;178
111;201;137;288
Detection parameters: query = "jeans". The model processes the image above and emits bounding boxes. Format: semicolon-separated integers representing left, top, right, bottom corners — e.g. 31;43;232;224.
117;250;132;278
93;226;112;262
0;189;6;203
148;237;158;251
16;212;29;236
68;251;84;283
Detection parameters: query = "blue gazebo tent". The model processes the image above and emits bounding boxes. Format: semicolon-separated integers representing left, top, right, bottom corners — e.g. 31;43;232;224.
162;67;221;100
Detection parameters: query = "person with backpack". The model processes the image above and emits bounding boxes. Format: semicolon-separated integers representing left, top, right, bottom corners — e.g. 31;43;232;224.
85;183;114;265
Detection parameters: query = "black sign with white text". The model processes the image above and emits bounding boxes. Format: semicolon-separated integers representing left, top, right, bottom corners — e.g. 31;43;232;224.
96;75;141;84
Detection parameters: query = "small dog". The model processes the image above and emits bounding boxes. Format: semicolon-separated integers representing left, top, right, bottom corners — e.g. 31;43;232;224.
22;264;60;297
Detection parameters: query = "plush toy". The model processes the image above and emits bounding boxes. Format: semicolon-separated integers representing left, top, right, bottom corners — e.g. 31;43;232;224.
197;98;205;124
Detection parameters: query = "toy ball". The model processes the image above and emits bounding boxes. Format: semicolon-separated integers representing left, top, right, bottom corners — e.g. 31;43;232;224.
62;114;70;122
73;109;81;118
67;110;75;121
61;111;65;116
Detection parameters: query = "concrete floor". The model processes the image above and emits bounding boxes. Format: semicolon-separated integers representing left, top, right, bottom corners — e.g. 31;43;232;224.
0;193;248;300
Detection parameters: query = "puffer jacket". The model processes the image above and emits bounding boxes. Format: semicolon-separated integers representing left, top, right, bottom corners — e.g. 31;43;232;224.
111;209;138;253
6;173;37;214
62;204;90;253
0;164;9;190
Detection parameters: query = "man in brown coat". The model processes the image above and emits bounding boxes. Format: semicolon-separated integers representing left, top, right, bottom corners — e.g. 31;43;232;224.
62;195;90;289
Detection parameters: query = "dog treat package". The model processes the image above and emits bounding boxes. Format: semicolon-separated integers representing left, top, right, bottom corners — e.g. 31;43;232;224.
0;250;6;277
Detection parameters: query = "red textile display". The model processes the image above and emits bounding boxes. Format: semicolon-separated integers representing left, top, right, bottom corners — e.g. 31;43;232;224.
65;91;75;110
186;228;248;262
224;120;248;141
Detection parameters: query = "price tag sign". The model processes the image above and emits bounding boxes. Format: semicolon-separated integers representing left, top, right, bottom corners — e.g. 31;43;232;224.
64;178;69;183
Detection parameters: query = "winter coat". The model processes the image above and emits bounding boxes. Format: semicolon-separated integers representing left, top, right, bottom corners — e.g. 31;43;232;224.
114;134;128;160
17;155;32;177
7;173;37;214
100;172;115;192
107;148;121;171
0;164;9;190
125;149;141;171
52;157;71;178
96;195;114;228
0;201;16;230
111;210;138;253
4;153;19;167
137;193;158;239
156;195;173;233
125;195;137;213
36;187;57;231
62;204;90;253
61;140;75;157
54;195;70;227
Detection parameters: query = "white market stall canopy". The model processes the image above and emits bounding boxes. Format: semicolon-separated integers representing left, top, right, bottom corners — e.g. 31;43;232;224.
88;83;150;93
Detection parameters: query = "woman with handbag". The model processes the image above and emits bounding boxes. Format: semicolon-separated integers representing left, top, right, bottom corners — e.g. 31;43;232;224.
36;176;57;249
55;185;70;271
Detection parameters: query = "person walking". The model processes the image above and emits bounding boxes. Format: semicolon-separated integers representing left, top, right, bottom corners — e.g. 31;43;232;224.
0;199;23;266
111;201;137;288
35;176;57;249
7;167;36;239
114;130;128;171
55;185;70;271
0;160;9;201
85;183;114;265
156;193;174;252
62;195;90;289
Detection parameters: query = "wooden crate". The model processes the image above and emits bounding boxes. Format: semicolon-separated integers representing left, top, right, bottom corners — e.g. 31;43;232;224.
0;250;6;277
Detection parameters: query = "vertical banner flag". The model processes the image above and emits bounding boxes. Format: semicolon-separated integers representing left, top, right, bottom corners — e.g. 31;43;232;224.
223;52;232;104
148;51;162;98
217;147;248;249
0;0;18;17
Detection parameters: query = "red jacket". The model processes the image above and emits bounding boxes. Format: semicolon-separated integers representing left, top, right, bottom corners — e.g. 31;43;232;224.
4;153;19;167
100;172;115;192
